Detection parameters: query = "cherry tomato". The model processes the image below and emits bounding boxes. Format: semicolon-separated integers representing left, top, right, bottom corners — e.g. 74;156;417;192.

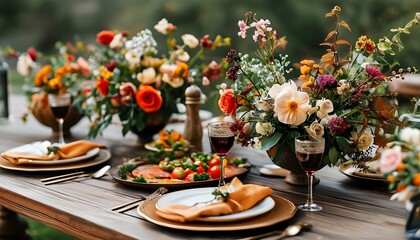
171;167;186;179
183;168;194;178
208;165;221;179
209;158;221;168
196;166;205;174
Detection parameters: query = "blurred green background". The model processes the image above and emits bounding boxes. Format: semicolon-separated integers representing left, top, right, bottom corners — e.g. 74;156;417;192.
1;0;420;238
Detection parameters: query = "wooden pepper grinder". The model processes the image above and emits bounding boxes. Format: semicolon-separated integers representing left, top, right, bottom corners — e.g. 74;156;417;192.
184;85;203;152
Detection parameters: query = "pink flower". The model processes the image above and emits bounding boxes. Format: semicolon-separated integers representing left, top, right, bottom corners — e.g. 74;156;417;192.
238;20;249;38
379;147;403;173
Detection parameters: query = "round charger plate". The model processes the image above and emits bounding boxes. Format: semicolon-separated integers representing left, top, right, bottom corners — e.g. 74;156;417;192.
155;187;275;222
23;148;100;165
339;161;386;182
0;149;111;172
137;194;297;231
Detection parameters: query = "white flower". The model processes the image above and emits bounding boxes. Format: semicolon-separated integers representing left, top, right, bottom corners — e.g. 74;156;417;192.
316;98;334;113
379;145;402;173
154;18;170;34
181;34;199;48
173;49;190;62
160;63;184;88
109;33;125;49
16;53;35;77
125;50;141;67
306;122;324;139
270;81;310;126
252;137;261;148
399;127;420;146
255;122;275;136
137;67;157;84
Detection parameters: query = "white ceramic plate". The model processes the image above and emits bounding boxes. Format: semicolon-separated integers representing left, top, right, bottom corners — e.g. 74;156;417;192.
155;187;275;222
0;149;111;171
23;148;100;165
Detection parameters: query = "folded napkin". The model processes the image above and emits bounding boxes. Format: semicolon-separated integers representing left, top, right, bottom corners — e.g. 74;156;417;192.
155;177;272;223
1;140;105;165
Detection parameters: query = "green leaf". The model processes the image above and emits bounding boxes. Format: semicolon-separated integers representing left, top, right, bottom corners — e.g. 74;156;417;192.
336;136;352;153
260;132;282;151
328;147;338;166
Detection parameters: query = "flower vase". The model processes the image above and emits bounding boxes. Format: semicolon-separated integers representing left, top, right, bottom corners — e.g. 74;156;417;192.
266;141;320;186
129;111;167;148
29;93;82;138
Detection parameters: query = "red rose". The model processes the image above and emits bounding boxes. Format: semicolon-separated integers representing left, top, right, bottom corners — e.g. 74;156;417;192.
218;88;237;115
96;31;115;45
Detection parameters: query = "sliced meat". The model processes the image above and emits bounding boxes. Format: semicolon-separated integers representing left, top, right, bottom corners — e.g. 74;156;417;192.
132;164;171;179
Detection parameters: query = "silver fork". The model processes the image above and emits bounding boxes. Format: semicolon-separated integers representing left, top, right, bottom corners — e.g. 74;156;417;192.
111;187;168;213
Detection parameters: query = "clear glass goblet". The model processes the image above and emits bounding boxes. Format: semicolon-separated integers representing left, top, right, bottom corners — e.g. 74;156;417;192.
48;93;71;145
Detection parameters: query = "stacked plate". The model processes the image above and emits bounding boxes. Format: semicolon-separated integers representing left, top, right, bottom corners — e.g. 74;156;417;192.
137;187;297;231
0;145;111;172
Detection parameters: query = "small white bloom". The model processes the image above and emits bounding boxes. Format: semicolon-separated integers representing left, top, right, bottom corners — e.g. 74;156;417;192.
399;127;420;146
154;18;170;34
109;33;125;49
316;98;334;113
255;122;275;136
137;67;156;84
220;83;228;90
253;137;261;149
125;50;141;67
173;49;190;62
181;34;199;48
16;53;35;77
316;110;328;120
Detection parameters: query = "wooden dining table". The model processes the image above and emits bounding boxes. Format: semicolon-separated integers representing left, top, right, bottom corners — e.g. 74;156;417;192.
0;94;408;240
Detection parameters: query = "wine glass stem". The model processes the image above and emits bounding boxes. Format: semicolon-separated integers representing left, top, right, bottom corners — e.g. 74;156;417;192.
58;118;65;145
307;173;314;206
219;156;226;186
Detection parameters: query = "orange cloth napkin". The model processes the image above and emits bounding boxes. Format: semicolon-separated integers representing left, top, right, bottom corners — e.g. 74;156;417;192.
1;140;105;165
155;178;272;222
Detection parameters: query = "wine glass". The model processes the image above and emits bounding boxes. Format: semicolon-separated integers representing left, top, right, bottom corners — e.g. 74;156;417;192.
207;121;235;187
295;135;325;212
48;93;71;145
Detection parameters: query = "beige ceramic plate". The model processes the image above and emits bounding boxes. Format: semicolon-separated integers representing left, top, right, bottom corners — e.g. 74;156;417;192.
137;194;297;231
0;149;111;172
22;148;100;166
339;161;386;182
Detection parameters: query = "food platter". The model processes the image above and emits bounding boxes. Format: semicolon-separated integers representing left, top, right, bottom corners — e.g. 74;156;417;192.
110;164;249;190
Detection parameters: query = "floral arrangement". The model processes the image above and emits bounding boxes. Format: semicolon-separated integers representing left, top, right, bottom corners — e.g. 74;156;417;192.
74;18;229;138
380;99;420;202
218;6;419;168
3;42;91;122
7;42;91;95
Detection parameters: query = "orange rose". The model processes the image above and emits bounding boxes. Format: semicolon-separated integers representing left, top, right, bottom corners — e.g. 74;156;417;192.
218;88;237;115
96;31;115;45
135;85;163;113
96;77;109;96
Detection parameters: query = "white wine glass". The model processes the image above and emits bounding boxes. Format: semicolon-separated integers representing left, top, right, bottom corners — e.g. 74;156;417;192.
295;135;325;212
207;121;234;187
48;93;71;145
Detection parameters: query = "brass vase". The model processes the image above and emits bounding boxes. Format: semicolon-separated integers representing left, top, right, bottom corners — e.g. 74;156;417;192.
29;93;83;137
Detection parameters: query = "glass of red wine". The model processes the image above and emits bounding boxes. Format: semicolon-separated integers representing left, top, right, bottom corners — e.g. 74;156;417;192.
48;93;71;145
295;135;325;212
207;121;235;187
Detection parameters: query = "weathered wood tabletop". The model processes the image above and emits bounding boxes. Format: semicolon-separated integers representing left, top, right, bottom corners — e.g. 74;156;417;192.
0;95;407;240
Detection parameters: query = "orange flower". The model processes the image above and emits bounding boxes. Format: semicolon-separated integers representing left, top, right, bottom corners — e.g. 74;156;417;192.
34;65;52;86
96;31;115;45
47;77;62;90
96;77;109;96
218;88;237;115
396;183;407;192
174;62;189;78
396;162;405;172
386;175;395;183
413;173;420;186
135;85;163;113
